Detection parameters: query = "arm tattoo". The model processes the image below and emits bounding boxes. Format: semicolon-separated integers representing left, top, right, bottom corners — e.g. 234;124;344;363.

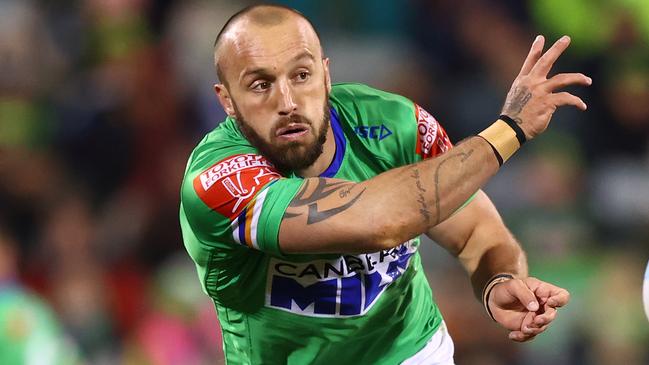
411;168;432;224
283;211;303;219
338;185;353;198
285;178;366;225
307;193;364;225
502;86;532;121
432;149;475;225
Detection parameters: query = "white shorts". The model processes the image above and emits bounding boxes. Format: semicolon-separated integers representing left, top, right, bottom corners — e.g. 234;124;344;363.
401;322;455;365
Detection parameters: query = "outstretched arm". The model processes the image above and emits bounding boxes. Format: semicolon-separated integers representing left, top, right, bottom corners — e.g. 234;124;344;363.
280;137;498;253
279;35;591;254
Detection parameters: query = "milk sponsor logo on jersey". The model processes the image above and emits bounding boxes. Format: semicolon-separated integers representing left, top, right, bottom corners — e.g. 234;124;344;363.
193;154;280;221
414;104;439;159
265;240;418;317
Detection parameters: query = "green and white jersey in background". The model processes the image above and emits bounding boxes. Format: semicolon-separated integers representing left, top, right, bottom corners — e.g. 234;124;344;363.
180;83;454;364
0;284;80;365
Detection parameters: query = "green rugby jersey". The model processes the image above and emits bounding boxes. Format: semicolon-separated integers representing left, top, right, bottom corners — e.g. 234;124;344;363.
180;83;454;364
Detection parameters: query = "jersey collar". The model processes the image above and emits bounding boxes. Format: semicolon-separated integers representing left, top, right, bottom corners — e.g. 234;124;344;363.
320;106;346;178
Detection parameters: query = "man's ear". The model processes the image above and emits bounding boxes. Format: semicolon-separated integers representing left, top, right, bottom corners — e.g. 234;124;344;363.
214;84;235;116
323;57;332;94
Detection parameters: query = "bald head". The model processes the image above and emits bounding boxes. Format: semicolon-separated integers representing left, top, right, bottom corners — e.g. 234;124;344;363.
210;5;333;175
213;4;323;85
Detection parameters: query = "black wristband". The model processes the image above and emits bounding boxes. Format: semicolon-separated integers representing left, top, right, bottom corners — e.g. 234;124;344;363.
499;115;527;146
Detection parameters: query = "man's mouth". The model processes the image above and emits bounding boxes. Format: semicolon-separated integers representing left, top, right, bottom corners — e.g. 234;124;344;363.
275;123;309;140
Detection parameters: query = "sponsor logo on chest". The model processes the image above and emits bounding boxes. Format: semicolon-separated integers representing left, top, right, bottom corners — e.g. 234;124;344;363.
265;240;418;317
353;125;393;141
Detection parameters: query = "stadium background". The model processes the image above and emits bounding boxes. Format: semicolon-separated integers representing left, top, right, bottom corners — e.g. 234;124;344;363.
1;0;648;364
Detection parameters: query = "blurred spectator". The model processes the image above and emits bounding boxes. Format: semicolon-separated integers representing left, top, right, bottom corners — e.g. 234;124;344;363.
0;0;647;363
0;226;82;364
122;254;223;364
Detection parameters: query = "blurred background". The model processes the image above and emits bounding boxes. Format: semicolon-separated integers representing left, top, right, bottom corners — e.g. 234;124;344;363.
0;0;648;364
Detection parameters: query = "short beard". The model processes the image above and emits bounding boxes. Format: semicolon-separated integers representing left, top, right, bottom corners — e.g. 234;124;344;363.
234;99;330;174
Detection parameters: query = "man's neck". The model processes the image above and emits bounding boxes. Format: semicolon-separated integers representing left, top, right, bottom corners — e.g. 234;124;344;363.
296;122;336;178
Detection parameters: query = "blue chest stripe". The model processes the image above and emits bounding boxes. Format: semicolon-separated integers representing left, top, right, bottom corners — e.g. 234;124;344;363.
320;107;346;178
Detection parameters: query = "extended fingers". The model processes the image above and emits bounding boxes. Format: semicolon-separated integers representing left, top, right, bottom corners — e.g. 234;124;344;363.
530;36;571;77
519;35;545;76
550;92;587;110
543;73;592;91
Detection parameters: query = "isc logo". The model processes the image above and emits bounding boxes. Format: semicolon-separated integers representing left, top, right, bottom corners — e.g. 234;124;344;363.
354;125;393;141
265;241;417;317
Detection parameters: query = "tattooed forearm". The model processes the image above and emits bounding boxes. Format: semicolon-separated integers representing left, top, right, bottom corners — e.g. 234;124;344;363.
307;191;364;224
433;149;475;225
410;168;432;224
285;178;365;225
338;185;353;199
283;211;303;219
290;179;348;206
502;86;532;120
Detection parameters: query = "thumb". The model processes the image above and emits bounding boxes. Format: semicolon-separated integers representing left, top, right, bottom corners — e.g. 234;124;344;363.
505;279;539;312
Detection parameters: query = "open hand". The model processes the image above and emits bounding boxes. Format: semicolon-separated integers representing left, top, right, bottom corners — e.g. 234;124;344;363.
488;276;570;342
502;35;592;140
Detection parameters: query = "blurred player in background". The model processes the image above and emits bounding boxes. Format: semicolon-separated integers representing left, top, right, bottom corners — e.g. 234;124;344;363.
0;227;81;365
179;4;591;364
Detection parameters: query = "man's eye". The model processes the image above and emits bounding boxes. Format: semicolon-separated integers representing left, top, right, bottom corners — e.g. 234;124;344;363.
296;72;309;81
252;81;271;91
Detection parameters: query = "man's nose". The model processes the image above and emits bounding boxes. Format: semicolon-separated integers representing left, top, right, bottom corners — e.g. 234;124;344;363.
276;80;297;116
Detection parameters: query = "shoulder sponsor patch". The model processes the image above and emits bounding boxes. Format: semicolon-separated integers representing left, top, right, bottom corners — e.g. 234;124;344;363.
193;154;281;220
414;103;452;159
